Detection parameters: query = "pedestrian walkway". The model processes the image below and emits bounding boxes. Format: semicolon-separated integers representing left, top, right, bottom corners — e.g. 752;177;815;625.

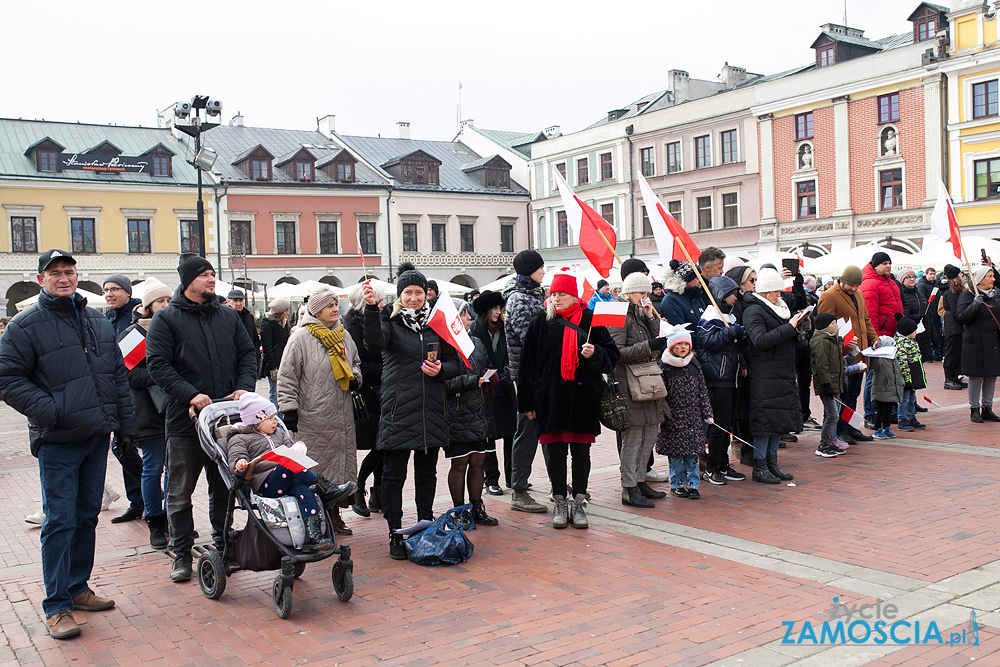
1;367;998;666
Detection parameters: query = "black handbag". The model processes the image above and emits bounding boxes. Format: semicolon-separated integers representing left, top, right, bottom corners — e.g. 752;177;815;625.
598;370;631;432
351;390;370;423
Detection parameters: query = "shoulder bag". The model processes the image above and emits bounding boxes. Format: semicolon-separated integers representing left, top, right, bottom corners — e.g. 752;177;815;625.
555;318;631;431
625;360;667;402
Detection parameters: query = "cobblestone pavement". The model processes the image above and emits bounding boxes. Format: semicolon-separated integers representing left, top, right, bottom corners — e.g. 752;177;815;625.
2;369;999;666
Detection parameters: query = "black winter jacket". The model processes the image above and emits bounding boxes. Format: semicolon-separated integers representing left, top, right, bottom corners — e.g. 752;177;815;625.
236;307;261;362
743;295;802;436
502;276;545;382
119;321;165;439
942;288;966;337
0;291;138;456
259;315;290;374
469;315;517;438
106;297;141;337
344;305;385;451
956;290;1000;377
145;287;258;437
372;307;460;452
446;336;492;444
696;305;743;388
916;276;942;315
900;285;923;320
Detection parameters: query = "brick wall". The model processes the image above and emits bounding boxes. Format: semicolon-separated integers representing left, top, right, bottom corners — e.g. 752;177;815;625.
772;106;836;222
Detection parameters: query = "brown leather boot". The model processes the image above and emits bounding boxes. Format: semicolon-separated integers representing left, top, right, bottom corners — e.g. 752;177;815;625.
46;611;80;639
330;506;353;535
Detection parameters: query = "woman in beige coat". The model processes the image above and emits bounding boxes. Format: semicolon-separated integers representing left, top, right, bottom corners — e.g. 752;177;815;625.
278;287;363;535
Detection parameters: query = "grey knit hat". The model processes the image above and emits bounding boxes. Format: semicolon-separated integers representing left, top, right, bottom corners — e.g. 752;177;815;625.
104;273;133;296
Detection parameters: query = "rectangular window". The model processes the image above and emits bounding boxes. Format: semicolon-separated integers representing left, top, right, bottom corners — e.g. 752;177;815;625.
556;162;566;179
974;158;1000;199
973;81;999;119
797;181;817;218
600;203;614;225
695;135;711;168
878;93;900;123
432;223;447;252
600;152;613;181
486;168;509;188
38;150;58;172
71;218;96;253
296;162;312;181
641;206;652;237
640;147;655;177
697;196;712;230
275;221;296;254
337;163;354;182
722;193;738;228
402;223;418;252
795;112;814;140
557;211;569;247
917;18;936;42
818;46;834;67
880;169;903;210
721;130;738;164
359;221;377;254
127;219;151;253
460;223;475;252
251;160;269;180
577;158;589;185
668;201;682;226
152;155;171;177
666;142;681;173
500;224;515;253
230;220;251;255
319;220;338;254
11;216;38;253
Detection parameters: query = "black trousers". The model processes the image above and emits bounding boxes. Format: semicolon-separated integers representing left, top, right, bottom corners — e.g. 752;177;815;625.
874;401;895;430
706;386;736;471
944;334;962;382
545;442;591;497
795;344;812;420
484;436;513;487
381;448;439;528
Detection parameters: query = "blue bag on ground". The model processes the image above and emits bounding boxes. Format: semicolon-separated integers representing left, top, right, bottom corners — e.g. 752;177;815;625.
403;504;475;566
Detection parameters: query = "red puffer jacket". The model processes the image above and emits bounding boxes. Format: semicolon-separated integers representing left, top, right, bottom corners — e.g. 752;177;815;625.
860;263;903;336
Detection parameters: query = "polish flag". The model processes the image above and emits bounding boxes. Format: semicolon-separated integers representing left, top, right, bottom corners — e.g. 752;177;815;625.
927;286;939;303
839;404;865;430
591;301;629;328
837;317;854;347
922;395;941;407
637;173;700;265
427;289;475;368
262;445;318;474
552;168;618;278
930;177;963;261
795;248;806;268
118;328;146;370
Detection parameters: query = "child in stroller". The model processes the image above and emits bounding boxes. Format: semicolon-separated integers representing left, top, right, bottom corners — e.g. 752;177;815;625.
227;393;348;552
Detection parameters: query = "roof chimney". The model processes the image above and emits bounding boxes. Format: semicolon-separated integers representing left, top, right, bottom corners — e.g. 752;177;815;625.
229;112;244;127
398;121;410;139
317;115;336;139
544;125;561;139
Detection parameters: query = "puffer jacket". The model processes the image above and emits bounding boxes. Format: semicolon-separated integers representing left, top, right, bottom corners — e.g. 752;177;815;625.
872;346;904;403
145;286;257;438
608;298;668;426
809;329;844;395
860;263;903;336
120;319;165;439
372;306;460;452
696;276;745;388
916;275;942;313
446;336;492;444
900;284;923;320
0;291;138;456
503;275;545;382
743;294;802;436
226;422;294;493
956;289;1000;377
259;314;290;375
942;286;966;338
587;290;614;311
894;333;925;389
658;272;707;343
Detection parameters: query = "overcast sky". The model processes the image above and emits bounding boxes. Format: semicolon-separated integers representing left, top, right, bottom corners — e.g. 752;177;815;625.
3;0;928;142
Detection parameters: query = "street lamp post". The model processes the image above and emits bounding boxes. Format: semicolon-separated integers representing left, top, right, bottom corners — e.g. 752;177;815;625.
174;95;222;258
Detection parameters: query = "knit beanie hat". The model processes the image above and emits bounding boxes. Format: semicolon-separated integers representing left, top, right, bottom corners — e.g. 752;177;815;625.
667;329;692;350
513;249;544;276
104;273;133;296
141;277;172;309
395;261;428;296
550;273;579;298
620;257;649;279
307;288;338;316
597;279;609;290
669;259;697;283
722;256;746;273
870;251;892;268
426;280;439;294
803;275;817;291
622;272;652;294
895;315;918;336
452;298;470;318
840;265;863;286
898;268;916;282
944;264;961;280
755;268;784;293
814;312;836;332
268;297;290;315
177;253;214;289
972;264;993;286
239;392;277;425
725;266;754;290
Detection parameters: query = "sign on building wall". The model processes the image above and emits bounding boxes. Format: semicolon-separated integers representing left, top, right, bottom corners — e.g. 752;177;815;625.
60;154;149;173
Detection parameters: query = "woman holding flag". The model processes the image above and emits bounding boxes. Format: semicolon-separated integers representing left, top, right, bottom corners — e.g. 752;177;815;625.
956;264;1000;422
517;272;620;529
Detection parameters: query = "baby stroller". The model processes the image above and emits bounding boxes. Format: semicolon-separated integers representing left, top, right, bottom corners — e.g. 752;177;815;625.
193;400;355;619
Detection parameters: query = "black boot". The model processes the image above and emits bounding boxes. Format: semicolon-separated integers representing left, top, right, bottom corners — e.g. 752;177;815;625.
310;475;355;506
302;515;334;552
766;454;793;481
752;459;780;484
622;487;655;508
388;526;407;560
972;408;985;423
368;485;382;512
170;554;192;582
471;500;499;526
146;514;168;550
636;481;667;499
982;407;1000;422
350;488;370;517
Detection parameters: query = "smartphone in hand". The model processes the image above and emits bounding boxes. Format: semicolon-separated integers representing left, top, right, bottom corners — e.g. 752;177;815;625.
425;342;440;362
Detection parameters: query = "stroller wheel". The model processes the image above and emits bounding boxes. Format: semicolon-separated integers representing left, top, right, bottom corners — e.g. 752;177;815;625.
273;575;293;619
292;561;306;579
332;559;354;601
198;551;227;600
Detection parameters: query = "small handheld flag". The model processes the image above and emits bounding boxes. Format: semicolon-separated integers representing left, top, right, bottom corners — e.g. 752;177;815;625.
837;317;855;347
118;328;146;370
591;301;629;328
922;395;941;407
839;404;865;430
927;286;939;303
261;445;318;473
427;289;476;368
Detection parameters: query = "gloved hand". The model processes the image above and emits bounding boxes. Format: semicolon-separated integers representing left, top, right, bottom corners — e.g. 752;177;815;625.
649;337;667;351
282;410;299;432
858;362;867;372
112;433;136;460
973;294;985;307
730;324;744;340
348;378;360;392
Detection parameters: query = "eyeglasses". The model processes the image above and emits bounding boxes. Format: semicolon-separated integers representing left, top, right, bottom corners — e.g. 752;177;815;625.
103;287;125;293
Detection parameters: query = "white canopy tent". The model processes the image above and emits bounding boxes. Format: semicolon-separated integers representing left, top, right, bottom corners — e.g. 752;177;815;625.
804;243;914;277
17;288;108;311
910;236;1000;272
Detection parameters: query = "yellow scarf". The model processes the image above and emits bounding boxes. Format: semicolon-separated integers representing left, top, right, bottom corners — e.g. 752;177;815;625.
305;323;354;391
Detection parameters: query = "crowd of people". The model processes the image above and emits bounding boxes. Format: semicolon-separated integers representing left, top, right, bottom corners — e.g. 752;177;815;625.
0;243;995;640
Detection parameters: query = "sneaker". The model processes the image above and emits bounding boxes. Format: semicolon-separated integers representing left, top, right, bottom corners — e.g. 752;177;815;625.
832;446;847;456
911;419;926;429
703;469;727;485
883;428;897;438
873;428;889;439
803;417;822;430
24;509;45;525
46;611;80;640
897;420;915;432
815;445;838;458
832;438;850;450
645;470;669;482
72;590;115;612
864;417;876;430
170;555;192;582
686;489;701;499
722;465;746;481
670;488;689;498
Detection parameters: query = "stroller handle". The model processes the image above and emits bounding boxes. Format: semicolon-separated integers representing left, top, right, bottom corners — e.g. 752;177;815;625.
188;395;241;421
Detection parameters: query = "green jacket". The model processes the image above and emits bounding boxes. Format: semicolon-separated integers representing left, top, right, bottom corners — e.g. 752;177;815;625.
809;330;845;395
894;333;924;387
872;355;904;403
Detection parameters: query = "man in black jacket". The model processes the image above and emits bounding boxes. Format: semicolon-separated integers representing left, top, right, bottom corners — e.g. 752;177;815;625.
146;255;257;583
227;288;261;367
0;250;138;640
916;267;944;361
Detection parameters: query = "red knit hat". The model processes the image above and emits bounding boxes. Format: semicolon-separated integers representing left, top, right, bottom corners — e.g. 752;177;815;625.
549;273;579;298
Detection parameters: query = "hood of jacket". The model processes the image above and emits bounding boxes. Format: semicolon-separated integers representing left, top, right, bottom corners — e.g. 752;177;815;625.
708;275;739;306
661;268;689;295
502;275;544;300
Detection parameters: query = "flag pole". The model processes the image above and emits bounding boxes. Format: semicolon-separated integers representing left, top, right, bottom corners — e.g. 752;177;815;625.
673;239;731;329
594;228;624;266
956;233;981;296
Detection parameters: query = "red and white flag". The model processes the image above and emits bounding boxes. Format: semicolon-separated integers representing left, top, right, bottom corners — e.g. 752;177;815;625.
262;445;318;474
837;317;854;347
427;289;475;368
552;169;618;278
551;267;594;304
930;177;962;261
637;173;700;265
591;301;629;328
118;328;146;370
927;286;939;304
839;404;865;430
922;395;941;407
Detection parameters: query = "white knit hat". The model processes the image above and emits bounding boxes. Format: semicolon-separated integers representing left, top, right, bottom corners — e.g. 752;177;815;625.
621;272;652;294
141;277;172;309
972;264;994;287
755;267;784;293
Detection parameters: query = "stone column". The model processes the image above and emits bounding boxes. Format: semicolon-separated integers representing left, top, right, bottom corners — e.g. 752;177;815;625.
758;114;776;224
923;74;945;207
833;95;853;217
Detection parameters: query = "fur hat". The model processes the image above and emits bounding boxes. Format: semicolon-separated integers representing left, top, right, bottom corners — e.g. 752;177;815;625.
306;288;338;316
268;297;290;315
472;289;505;316
944;264;961;280
870;251;892;268
620;258;649;279
177;254;214;290
104;273;133;296
140;277;172;309
395;261;428;296
840;265;863;286
895;314;918;336
814;312;836;331
971;264;994;286
668;259;697;283
755;268;784;293
622;272;652;294
550;273;579;298
239;392;276;425
513;249;544;276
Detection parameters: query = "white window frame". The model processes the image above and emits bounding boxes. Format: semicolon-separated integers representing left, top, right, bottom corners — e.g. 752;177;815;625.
64;205;102;254
272;211;301;255
315;212;342;255
4;204;43;254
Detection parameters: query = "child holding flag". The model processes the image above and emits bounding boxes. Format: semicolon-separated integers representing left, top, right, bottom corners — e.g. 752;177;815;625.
809;313;848;457
894;316;927;431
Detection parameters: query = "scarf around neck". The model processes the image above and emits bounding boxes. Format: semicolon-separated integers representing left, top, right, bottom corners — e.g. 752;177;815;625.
400;302;430;333
661;349;694;367
751;292;791;320
305;322;354;391
556;301;583;381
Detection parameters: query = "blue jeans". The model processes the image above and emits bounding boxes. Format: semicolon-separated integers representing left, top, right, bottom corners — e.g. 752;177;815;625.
139;436;167;518
268;376;280;419
898;389;916;422
753;434;781;459
37;434;109;617
863;370;875;418
668;455;700;490
837;373;864;436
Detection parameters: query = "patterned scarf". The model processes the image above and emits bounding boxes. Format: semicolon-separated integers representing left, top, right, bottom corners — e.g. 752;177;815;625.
556;301;583;381
400;302;430;333
305;323;354;391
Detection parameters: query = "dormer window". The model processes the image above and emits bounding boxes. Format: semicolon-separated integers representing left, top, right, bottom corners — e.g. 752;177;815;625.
252;160;269;180
318;149;358;183
39;150;58;172
337;163;354;182
232;144;275;181
383;149;442;186
140;143;174;178
486;166;509;188
818;46;835;67
462;154;512;189
295;162;312;181
917;17;936;41
153;155;171;177
909;3;947;43
26;138;65;173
